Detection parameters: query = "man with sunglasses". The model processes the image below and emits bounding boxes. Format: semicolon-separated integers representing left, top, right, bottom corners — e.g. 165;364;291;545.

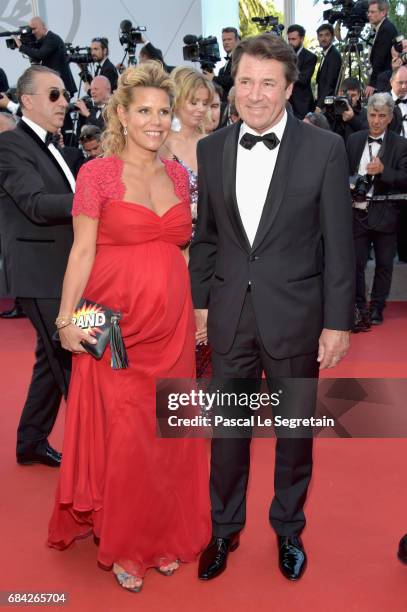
0;65;76;468
13;17;77;98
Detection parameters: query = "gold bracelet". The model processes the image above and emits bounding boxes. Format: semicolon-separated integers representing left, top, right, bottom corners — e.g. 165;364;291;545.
55;314;73;328
56;320;72;330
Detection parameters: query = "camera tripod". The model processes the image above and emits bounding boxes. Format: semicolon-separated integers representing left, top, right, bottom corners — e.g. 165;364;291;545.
336;35;369;93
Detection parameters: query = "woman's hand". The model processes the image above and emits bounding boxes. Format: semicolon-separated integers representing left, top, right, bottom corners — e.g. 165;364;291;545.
58;323;97;354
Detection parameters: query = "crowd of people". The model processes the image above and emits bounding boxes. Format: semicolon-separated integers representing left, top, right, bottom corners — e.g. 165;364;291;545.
0;0;407;595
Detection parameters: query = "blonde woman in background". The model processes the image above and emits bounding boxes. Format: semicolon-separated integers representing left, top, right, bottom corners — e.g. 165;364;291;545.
48;62;211;593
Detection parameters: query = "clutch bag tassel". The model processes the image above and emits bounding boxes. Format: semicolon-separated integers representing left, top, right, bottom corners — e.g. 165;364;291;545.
110;315;128;369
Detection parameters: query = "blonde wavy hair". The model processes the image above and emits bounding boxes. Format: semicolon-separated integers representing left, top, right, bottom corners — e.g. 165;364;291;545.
102;61;174;156
171;65;214;117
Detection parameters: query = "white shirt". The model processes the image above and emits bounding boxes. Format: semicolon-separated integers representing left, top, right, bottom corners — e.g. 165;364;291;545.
319;44;333;71
22;116;76;192
236;111;287;246
392;89;407;138
7;100;19;114
355;132;384;209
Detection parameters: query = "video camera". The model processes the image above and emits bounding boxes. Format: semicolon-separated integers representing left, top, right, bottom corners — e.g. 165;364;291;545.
252;16;285;37
0;25;37;50
66;95;93;114
119;20;146;54
182;35;221;72
324;92;352;115
323;0;368;40
65;43;92;64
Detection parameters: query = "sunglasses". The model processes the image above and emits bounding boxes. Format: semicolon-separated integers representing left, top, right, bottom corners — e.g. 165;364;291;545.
30;88;70;103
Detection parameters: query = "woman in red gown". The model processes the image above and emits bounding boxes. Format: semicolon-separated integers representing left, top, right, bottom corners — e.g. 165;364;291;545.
47;63;211;592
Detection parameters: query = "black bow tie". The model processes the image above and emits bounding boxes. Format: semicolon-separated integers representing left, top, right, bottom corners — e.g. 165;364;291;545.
395;98;406;105
224;55;230;62
45;131;54;146
95;63;101;75
368;136;383;145
239;132;280;151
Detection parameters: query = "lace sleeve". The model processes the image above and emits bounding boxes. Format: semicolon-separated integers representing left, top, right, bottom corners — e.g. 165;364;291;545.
164;159;191;205
72;160;105;219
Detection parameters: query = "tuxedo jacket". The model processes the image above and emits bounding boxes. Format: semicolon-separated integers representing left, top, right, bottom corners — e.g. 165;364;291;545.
369;18;398;89
189;115;355;358
389;105;405;136
20;31;77;96
98;58;118;91
347;129;407;232
214;59;234;101
0;121;74;298
289;48;317;119
316;45;342;109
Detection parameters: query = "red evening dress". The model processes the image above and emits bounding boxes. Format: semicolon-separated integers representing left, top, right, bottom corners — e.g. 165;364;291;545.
47;156;211;577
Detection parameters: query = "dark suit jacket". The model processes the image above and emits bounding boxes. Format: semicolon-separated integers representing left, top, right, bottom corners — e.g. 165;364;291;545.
189;115;355;358
98;58;118;91
389;104;406;136
19;31;77;96
62;146;85;177
0;68;9;92
369;18;398;89
289;47;317;119
347;129;407;232
214;58;234;101
0;120;74;298
316;45;342;108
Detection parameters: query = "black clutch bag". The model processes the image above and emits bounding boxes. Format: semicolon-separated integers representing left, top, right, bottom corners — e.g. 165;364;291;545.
57;298;128;369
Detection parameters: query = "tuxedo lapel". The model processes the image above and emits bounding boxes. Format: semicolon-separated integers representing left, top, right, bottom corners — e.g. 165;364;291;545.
18;121;73;192
251;113;300;252
222;122;251;252
352;131;368;172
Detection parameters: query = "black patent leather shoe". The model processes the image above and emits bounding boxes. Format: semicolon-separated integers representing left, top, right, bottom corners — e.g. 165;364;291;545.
198;535;240;580
0;304;26;319
398;534;407;564
369;305;384;325
17;444;62;467
278;535;307;581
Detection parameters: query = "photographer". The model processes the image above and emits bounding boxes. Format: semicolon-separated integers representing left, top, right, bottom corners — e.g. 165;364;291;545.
324;77;368;142
389;65;407;137
76;75;111;131
139;37;174;73
287;24;317;119
365;1;398;97
315;24;342;110
79;125;103;160
347;93;407;328
202;27;239;101
89;37;118;91
13;17;77;97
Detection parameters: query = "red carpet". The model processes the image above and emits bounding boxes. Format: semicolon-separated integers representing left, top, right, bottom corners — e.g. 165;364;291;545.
1;300;407;611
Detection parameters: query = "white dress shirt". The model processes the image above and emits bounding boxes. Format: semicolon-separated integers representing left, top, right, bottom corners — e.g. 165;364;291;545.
236;111;287;246
22;116;76;192
392;90;407;138
355;132;384;209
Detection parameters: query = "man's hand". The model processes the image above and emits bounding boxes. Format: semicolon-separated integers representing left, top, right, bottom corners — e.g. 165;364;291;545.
0;94;10;109
317;328;350;369
314;106;322;113
12;35;22;48
342;105;354;122
364;85;376;98
75;99;91;118
366;156;384;176
194;308;208;345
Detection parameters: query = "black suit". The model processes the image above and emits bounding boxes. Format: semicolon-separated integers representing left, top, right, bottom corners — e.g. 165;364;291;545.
369;18;398;89
347;129;407;309
190;115;354;537
289;47;317;119
96;58;118;91
0;120;74;455
0;67;9;92
316;45;342;109
214;57;234;102
19;31;77;96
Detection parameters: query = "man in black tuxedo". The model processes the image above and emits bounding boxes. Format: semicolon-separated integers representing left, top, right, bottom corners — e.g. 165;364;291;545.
325;77;368;143
190;34;354;582
89;37;118;91
203;27;240;103
365;1;398;98
14;17;77;97
76;75;111;132
315;24;342;111
0;65;75;467
287;24;317;119
347;93;407;326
